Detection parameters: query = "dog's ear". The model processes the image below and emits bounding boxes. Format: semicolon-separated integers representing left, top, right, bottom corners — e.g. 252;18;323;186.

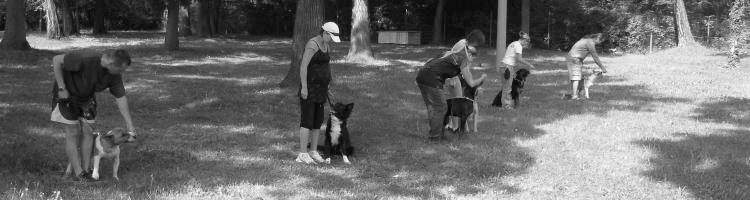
345;103;354;111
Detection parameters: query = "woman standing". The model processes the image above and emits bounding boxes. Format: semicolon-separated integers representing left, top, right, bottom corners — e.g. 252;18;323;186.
567;33;608;100
416;30;487;141
497;32;535;109
296;22;341;164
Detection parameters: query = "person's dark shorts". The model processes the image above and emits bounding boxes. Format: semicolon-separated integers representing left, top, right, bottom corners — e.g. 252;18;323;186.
300;98;325;130
51;98;97;124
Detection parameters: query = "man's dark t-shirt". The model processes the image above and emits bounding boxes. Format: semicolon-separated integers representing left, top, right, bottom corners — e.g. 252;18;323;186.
52;53;126;106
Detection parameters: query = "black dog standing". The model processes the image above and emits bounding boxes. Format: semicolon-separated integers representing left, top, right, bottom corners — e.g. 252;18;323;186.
492;68;530;108
444;78;482;136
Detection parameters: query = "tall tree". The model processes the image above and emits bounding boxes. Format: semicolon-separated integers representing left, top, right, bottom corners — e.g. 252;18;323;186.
196;0;212;37
521;0;529;34
673;0;697;46
45;0;62;39
431;0;446;44
496;0;507;69
0;0;31;50
60;0;78;35
279;0;325;90
347;0;374;61
165;0;180;50
92;0;106;35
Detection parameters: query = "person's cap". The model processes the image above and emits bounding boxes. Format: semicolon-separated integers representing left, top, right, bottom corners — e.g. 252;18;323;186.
322;22;341;43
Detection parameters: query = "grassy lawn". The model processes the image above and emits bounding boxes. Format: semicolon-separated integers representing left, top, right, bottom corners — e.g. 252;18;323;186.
1;32;749;200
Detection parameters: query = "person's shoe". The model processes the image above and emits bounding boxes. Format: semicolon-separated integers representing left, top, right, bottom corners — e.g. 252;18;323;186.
309;151;328;164
66;172;97;183
501;105;514;110
295;152;316;164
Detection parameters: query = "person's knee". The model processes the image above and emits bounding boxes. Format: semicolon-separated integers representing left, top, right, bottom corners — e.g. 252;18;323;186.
63;124;81;136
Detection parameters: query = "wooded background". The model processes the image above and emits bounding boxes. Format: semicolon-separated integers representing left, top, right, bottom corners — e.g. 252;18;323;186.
1;0;747;53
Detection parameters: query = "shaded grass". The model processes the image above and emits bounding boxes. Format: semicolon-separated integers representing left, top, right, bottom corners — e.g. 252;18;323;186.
1;32;750;199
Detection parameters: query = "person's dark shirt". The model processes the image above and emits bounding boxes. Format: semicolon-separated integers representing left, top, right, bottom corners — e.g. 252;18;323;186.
302;49;331;103
416;53;465;88
53;53;126;106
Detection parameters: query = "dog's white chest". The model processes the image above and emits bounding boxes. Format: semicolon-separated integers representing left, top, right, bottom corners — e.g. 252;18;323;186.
329;117;342;145
95;135;120;158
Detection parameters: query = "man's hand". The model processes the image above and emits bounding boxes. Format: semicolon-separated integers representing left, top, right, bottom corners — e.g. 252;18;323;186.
300;87;308;99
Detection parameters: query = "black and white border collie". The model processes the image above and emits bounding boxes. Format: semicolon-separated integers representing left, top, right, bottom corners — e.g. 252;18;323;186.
492;68;530;108
320;102;354;164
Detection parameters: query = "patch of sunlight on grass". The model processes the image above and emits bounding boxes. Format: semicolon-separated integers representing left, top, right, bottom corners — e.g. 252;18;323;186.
169;97;219;113
532;69;568;75
223;125;284;138
25;127;62;138
28;34;161;50
338;71;376;83
140;52;276;67
692;157;720;172
393;59;423;67
255;88;281;95
166;74;268;86
332;58;392;67
126;78;162;92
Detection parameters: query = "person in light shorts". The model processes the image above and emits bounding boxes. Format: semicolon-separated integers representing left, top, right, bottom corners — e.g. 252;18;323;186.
50;49;137;181
566;33;608;99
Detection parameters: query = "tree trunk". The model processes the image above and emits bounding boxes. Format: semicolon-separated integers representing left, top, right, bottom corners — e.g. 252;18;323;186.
197;0;212;37
210;0;223;35
431;0;446;44
673;0;697;47
496;0;507;68
521;0;530;34
92;0;106;34
165;0;180;51
60;0;77;35
347;0;373;61
279;0;325;89
179;4;192;36
45;0;62;39
0;0;31;50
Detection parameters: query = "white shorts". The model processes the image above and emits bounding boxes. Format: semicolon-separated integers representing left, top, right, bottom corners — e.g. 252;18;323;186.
50;105;95;125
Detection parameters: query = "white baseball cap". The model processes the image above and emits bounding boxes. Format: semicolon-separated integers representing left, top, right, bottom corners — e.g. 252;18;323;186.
322;22;341;43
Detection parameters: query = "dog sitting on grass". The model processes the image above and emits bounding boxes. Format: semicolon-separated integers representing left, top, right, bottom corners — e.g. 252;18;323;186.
319;102;355;164
492;68;530;108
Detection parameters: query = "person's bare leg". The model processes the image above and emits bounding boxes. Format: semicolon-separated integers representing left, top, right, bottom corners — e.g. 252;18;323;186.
299;127;310;152
570;80;580;99
64;124;83;176
80;121;94;173
310;129;320;152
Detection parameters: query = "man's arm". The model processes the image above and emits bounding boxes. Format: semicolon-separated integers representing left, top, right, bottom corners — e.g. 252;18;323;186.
115;96;135;133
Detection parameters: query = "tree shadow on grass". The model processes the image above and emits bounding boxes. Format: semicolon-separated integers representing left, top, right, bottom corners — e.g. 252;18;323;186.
634;129;750;200
634;97;750;199
692;97;750;128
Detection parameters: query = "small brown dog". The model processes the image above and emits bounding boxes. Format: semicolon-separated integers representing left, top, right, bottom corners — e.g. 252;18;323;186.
65;128;136;181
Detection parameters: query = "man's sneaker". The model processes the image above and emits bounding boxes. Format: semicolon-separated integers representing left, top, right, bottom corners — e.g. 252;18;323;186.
295;152;316;164
309;151;328;164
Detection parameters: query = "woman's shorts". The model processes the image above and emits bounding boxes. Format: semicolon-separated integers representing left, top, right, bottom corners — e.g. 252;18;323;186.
567;56;584;81
300;98;325;130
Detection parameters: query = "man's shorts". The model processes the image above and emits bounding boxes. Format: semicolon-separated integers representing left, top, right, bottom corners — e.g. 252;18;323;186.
300;98;325;130
50;100;96;125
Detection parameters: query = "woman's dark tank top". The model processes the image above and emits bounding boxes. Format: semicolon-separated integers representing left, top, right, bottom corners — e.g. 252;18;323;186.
303;48;331;103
